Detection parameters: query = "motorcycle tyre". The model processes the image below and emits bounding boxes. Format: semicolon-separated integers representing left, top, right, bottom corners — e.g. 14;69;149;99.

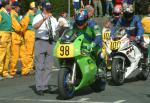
58;67;75;99
111;58;125;85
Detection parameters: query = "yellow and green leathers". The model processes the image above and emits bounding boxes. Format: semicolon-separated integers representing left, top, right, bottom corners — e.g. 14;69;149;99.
0;7;12;77
21;10;35;74
10;9;28;76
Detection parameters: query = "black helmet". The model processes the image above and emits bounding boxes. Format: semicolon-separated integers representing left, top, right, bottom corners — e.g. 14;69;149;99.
123;3;134;20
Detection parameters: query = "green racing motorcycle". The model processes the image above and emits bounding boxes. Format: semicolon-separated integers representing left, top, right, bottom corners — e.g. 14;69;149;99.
54;29;106;99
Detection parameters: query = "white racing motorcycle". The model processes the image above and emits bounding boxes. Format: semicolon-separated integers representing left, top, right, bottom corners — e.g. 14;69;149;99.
104;28;150;85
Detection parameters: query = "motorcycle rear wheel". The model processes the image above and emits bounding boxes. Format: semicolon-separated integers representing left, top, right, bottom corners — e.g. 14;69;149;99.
58;67;75;99
111;58;125;85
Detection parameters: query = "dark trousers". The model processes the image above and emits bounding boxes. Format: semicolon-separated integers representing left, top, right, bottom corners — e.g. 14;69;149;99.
34;39;53;91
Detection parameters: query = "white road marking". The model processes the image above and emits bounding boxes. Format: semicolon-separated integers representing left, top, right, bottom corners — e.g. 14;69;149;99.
52;69;59;71
0;98;113;103
77;98;90;102
113;100;126;103
14;96;26;99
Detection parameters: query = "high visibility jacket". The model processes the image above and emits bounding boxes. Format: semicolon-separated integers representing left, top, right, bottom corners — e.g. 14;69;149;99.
142;16;150;33
11;10;22;32
21;10;35;31
0;7;12;31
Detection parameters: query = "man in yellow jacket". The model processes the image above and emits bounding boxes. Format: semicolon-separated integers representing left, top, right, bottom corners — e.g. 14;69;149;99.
0;0;13;80
10;1;28;77
21;2;37;75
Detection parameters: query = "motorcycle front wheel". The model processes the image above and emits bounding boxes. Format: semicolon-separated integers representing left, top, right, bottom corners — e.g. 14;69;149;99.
58;67;75;99
111;58;125;85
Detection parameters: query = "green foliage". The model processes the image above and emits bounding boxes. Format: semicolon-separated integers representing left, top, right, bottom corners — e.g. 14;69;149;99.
19;0;35;15
19;0;74;17
50;0;73;17
135;0;150;15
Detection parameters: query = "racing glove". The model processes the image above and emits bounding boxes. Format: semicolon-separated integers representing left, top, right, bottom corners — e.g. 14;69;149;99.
136;36;142;43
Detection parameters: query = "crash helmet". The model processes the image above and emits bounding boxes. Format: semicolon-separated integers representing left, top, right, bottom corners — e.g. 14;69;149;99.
113;4;122;18
74;9;88;27
123;3;134;20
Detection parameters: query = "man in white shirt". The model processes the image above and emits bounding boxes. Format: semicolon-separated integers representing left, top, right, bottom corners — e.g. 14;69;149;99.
32;2;58;96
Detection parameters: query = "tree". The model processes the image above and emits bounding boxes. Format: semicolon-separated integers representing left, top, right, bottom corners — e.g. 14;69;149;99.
19;0;73;17
135;0;150;15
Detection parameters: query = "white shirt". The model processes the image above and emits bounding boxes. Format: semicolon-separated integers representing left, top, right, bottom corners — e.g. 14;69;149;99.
58;17;69;27
73;0;80;2
32;13;58;36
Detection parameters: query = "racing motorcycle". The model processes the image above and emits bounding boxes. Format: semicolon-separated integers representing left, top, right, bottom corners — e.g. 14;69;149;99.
54;29;106;99
104;28;150;85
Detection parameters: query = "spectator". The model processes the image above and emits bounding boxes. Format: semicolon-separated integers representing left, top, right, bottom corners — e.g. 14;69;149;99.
115;0;123;5
93;0;103;17
72;0;80;13
10;1;27;77
142;5;150;34
57;11;69;37
141;5;150;62
85;5;94;18
111;4;122;25
20;2;37;75
123;0;134;4
32;2;58;96
0;0;12;80
85;5;96;28
106;0;113;16
81;0;91;8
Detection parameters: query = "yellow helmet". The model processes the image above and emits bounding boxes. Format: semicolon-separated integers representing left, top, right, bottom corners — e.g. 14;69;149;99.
30;2;35;9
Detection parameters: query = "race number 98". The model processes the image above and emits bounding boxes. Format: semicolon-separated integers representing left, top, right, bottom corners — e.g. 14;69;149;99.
60;46;70;56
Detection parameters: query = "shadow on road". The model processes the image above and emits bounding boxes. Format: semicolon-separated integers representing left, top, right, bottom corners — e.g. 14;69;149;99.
29;84;59;95
107;76;141;86
56;86;105;100
145;94;150;98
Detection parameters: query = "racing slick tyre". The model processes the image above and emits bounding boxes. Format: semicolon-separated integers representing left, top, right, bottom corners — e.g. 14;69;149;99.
111;58;125;85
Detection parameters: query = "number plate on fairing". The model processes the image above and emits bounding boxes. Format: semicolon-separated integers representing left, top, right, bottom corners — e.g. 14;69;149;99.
56;44;74;58
102;32;110;42
110;40;121;50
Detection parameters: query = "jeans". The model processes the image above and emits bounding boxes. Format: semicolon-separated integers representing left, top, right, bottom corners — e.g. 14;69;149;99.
106;1;113;16
93;0;103;16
